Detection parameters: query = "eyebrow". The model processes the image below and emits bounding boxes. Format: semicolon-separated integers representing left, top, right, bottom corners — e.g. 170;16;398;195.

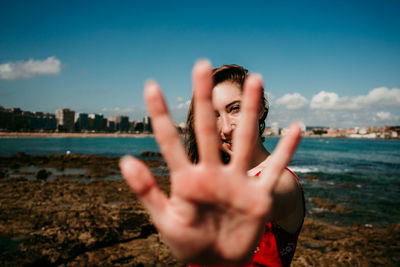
225;100;241;110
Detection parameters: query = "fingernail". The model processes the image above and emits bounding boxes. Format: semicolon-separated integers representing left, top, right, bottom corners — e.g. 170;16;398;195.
145;79;157;88
144;79;160;99
252;73;263;80
195;59;212;68
119;154;134;168
290;122;302;135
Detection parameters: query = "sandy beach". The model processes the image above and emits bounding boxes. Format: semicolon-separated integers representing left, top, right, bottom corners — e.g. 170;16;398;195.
0;153;399;266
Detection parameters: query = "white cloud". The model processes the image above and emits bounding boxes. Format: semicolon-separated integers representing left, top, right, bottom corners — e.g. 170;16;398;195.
275;93;308;110
375;111;391;120
177;100;191;109
169;99;191;123
310;87;400;110
0;56;61;80
310;91;345;110
267;87;400;128
176;96;184;102
354;87;400;108
113;107;135;113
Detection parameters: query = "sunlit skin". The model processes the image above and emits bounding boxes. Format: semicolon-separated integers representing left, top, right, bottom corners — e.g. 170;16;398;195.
213;81;242;157
212;80;304;231
212;81;270;172
120;60;303;265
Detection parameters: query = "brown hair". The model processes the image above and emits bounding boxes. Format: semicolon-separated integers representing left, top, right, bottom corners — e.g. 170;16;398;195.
185;64;269;163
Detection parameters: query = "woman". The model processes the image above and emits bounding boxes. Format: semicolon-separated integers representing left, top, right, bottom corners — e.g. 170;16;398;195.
120;60;304;266
186;64;305;266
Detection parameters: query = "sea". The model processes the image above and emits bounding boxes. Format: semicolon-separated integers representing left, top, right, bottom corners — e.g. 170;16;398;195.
1;136;399;227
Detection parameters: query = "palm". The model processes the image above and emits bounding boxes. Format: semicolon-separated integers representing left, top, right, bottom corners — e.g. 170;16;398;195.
120;61;301;265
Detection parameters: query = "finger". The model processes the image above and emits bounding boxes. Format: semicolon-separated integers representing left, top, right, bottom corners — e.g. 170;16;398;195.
231;74;263;172
144;81;190;171
259;123;301;194
120;155;168;216
192;60;221;164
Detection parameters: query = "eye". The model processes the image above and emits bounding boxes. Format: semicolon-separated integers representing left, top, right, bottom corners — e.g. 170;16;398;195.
230;104;240;114
215;111;220;118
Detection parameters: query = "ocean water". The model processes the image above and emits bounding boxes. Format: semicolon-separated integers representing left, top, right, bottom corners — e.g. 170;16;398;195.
0;136;399;226
0;136;160;157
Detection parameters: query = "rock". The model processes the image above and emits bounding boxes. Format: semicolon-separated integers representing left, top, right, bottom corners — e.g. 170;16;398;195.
305;174;320;180
1;153;398;266
310;197;353;214
16;152;28;158
36;169;50;180
305;240;326;251
139;151;162;157
335;181;360;188
10;163;20;169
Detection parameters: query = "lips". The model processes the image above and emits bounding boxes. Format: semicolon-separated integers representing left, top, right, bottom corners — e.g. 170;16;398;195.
222;139;232;145
222;139;232;150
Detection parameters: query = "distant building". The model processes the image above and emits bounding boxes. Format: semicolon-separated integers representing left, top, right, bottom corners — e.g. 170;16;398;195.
359;127;368;135
338;128;346;137
271;122;279;136
56;109;75;132
346;128;358;135
102;118;107;131
133;121;144;132
45;114;57;130
0;110;11;130
109;115;129;132
10;108;22;115
4;109;32;131
31;112;57;131
108;116;118;130
76;113;89;131
107;120;116;132
298;122;306;133
118;116;129;132
143;116;152;133
0;106;57;132
88;114;104;131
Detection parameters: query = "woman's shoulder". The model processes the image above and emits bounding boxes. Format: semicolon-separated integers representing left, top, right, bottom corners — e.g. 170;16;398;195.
274;168;302;197
284;167;301;183
270;168;305;233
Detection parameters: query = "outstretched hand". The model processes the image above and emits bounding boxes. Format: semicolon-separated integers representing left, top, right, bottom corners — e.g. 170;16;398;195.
120;60;301;265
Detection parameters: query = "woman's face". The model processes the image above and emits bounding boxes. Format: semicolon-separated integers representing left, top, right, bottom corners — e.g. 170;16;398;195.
212;81;243;156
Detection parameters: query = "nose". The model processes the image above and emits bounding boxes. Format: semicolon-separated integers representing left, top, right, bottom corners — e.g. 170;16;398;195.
220;114;235;136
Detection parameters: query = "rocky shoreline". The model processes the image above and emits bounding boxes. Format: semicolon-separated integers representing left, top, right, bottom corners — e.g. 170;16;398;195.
0;154;399;266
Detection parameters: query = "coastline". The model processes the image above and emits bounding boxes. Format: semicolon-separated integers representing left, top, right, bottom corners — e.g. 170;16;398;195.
0;131;398;139
0;153;399;265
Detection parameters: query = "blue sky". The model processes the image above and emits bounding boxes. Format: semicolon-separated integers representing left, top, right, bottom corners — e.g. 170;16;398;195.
1;0;399;128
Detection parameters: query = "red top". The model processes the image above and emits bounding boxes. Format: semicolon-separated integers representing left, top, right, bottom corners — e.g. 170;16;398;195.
188;168;305;267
